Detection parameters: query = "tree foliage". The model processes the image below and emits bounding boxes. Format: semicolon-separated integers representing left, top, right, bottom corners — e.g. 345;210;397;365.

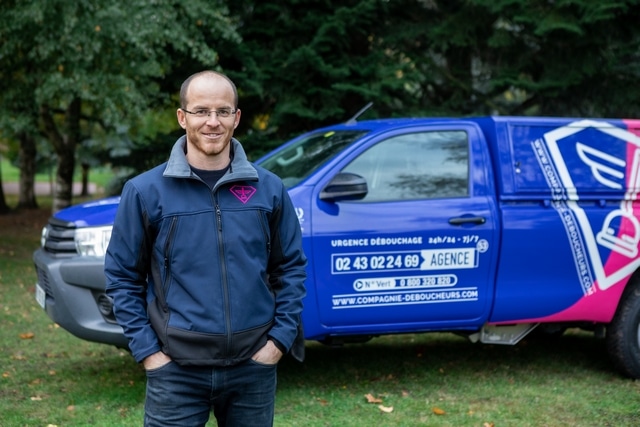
223;0;640;155
1;0;639;209
0;0;239;211
221;0;435;154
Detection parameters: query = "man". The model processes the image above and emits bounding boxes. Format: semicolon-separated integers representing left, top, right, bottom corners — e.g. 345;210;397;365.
104;70;307;427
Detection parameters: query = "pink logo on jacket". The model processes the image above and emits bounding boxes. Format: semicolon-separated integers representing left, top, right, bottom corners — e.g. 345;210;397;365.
230;185;257;204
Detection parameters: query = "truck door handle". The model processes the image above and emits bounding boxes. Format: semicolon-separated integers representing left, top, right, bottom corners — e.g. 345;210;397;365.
448;216;486;225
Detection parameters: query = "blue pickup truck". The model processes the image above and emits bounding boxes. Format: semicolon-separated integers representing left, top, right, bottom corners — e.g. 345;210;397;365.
33;115;640;378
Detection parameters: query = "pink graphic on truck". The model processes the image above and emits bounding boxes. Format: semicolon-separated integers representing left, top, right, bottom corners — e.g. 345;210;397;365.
522;120;640;323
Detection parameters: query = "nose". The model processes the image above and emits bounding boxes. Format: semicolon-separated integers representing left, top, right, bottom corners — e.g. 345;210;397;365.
205;112;221;125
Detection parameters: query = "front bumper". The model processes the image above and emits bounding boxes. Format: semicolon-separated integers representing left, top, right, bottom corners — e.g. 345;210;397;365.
33;248;129;349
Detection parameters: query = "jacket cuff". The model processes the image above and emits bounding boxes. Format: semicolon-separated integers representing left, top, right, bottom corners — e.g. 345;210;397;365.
270;337;287;354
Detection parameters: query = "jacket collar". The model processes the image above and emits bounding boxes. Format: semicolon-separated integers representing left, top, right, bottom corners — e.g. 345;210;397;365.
163;135;258;181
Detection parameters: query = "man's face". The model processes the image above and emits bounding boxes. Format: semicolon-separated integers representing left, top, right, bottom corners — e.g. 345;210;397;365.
176;75;241;166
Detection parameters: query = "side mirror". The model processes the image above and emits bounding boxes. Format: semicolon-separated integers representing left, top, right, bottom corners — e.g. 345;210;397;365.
320;172;368;202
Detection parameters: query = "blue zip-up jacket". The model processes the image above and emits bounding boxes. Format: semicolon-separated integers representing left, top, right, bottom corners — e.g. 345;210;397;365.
104;136;307;366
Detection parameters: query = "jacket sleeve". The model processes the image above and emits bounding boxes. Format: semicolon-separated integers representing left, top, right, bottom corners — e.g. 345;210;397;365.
104;181;160;363
266;183;307;357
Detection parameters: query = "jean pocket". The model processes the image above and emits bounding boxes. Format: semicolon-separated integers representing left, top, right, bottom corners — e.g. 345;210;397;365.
247;358;278;368
145;360;175;376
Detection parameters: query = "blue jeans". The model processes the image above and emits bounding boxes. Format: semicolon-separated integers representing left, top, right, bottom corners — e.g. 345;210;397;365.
144;359;278;427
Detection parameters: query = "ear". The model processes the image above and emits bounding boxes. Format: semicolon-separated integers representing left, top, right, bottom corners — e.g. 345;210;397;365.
177;108;187;129
233;109;241;130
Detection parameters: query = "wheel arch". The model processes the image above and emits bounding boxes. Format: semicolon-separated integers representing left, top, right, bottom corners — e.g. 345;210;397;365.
605;269;640;378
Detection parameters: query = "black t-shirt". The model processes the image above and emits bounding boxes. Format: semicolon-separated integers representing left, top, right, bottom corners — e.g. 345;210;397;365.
191;165;230;190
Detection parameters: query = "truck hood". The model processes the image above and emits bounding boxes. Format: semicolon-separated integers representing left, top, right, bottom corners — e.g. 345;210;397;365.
54;196;121;227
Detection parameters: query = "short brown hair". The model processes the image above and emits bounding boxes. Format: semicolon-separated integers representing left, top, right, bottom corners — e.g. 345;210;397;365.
179;70;238;109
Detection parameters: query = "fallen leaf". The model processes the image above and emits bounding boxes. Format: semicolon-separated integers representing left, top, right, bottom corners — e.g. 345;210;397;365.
67;405;75;411
432;407;446;415
49;370;56;376
483;423;495;427
20;332;35;339
378;405;394;413
401;390;409;397
30;396;42;401
316;398;329;406
2;372;10;378
364;393;383;404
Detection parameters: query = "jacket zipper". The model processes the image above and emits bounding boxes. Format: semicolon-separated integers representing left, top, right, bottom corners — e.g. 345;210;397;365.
214;196;232;359
161;216;178;312
257;211;271;257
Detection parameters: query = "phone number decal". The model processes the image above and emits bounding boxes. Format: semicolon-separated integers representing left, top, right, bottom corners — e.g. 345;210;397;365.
331;248;478;274
353;274;458;291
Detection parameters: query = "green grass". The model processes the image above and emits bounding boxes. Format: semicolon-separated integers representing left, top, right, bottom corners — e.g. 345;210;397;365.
0;156;35;182
1;157;114;190
278;334;640;426
2;199;640;426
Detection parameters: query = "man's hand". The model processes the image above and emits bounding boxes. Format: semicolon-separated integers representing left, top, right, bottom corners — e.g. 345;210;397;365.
143;351;172;370
251;340;283;365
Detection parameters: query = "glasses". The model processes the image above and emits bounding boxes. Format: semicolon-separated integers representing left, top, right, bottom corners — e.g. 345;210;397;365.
181;108;237;119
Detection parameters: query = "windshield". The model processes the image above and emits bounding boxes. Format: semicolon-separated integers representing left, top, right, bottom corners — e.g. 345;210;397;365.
257;130;369;187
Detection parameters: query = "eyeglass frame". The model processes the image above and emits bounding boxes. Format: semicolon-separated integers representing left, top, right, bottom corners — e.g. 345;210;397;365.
180;107;238;119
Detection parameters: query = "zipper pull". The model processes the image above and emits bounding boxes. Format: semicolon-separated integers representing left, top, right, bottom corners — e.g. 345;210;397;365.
216;205;222;231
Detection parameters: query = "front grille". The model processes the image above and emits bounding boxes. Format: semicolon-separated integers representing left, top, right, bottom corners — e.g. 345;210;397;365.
35;265;54;303
43;217;77;257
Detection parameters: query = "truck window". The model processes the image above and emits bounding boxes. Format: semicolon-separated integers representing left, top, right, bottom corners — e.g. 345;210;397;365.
342;131;469;202
258;130;369;187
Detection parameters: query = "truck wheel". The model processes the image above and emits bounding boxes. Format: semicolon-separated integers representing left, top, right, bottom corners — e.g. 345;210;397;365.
606;281;640;379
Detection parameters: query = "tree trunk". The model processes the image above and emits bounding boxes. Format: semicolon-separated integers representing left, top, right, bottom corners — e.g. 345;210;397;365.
80;162;90;196
53;145;75;211
17;132;39;209
0;159;10;214
41;98;81;213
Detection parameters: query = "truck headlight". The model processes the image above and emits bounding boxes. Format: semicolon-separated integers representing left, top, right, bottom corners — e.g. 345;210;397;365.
74;226;113;257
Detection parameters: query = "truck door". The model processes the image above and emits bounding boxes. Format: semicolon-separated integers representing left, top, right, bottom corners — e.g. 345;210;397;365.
310;124;499;332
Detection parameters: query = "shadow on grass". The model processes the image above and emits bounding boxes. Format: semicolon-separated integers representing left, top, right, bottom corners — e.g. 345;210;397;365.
279;331;615;388
60;330;615;392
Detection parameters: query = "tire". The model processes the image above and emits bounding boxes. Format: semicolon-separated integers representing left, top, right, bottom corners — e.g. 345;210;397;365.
606;281;640;379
